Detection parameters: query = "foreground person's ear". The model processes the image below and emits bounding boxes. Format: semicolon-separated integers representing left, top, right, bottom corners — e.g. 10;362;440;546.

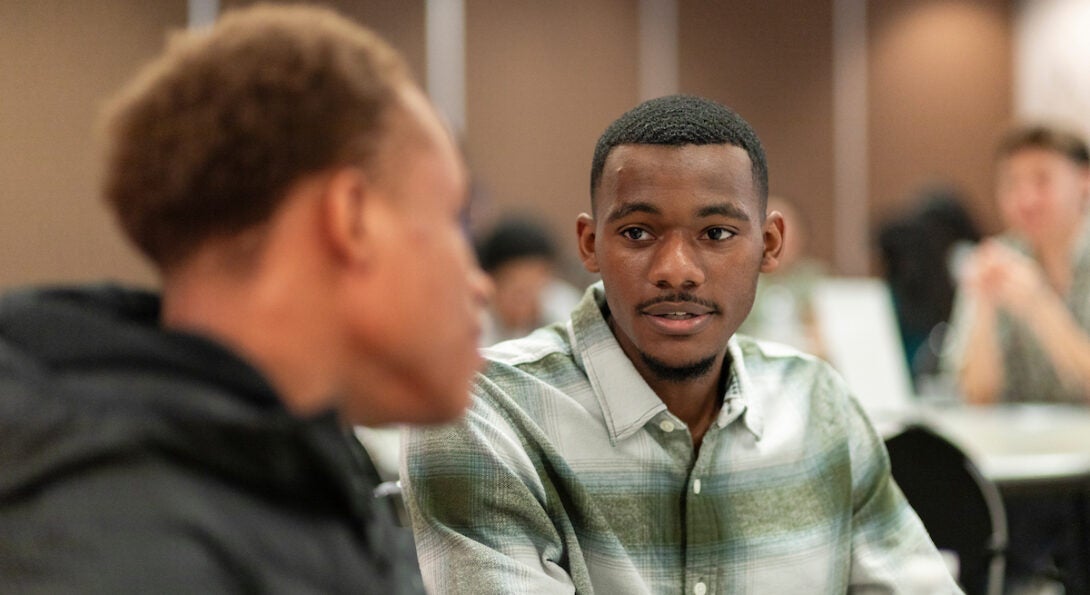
323;167;379;266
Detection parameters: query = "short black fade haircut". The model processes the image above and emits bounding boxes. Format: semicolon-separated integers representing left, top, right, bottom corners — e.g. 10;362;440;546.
589;94;769;209
476;217;557;273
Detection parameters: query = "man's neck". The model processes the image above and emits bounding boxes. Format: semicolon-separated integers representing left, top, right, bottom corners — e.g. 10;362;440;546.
160;249;338;420
643;356;728;451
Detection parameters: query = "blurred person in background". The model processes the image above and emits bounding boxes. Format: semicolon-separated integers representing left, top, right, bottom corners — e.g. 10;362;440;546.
942;124;1090;593
944;125;1090;405
476;216;581;345
0;5;489;592
878;186;981;387
738;194;827;354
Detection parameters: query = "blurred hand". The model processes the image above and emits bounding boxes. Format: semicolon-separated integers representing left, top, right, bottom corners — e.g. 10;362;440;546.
963;241;1051;318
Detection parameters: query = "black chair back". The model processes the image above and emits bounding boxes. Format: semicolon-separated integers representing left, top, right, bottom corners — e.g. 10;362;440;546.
885;424;1007;595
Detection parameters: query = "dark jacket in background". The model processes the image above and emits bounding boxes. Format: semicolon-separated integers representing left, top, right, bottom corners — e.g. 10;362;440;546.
0;285;421;594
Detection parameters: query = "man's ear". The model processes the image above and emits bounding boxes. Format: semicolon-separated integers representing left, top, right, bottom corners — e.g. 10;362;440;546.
576;213;600;274
322;167;379;266
760;210;785;273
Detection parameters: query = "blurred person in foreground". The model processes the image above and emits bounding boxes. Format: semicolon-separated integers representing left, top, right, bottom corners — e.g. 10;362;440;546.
476;216;581;346
942;125;1090;593
0;5;488;592
403;95;958;593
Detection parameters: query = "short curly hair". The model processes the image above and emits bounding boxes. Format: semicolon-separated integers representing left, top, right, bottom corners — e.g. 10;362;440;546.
101;4;410;270
589;95;768;211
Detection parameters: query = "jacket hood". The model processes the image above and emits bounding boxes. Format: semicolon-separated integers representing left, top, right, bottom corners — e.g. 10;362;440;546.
0;284;274;401
0;284;369;516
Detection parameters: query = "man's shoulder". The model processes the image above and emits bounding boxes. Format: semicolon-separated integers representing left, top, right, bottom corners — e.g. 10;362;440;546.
413;323;597;451
0;364;399;590
478;322;582;389
0;365;242;496
734;334;837;381
733;334;857;413
0;334;312;507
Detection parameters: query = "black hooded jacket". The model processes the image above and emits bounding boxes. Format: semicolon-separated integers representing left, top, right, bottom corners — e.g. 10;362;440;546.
0;285;420;593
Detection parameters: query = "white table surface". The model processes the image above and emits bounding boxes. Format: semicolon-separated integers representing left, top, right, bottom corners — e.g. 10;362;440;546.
910;403;1090;485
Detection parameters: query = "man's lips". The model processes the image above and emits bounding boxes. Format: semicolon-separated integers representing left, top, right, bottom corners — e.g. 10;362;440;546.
637;296;719;335
642;302;714;317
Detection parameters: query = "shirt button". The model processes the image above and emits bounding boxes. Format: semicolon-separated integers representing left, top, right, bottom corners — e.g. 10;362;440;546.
694;581;707;595
659;420;676;433
693;479;702;494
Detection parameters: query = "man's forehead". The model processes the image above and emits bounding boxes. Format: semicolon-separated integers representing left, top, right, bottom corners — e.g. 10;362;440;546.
598;144;758;204
602;197;752;224
601;143;750;185
604;141;749;162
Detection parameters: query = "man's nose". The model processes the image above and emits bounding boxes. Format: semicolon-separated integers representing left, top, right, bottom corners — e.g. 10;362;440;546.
648;233;705;290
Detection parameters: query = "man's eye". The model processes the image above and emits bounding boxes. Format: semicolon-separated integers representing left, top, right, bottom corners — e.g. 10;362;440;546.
707;227;734;241
621;227;648;241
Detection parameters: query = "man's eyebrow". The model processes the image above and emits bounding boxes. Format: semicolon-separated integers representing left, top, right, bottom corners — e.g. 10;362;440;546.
605;201;661;224
697;203;751;222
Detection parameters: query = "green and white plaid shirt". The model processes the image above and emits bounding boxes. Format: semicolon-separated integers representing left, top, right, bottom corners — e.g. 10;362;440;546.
403;283;957;594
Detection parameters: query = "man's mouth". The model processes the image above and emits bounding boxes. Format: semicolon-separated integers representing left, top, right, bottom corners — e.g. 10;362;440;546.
658;312;699;320
641;300;716;317
639;298;718;335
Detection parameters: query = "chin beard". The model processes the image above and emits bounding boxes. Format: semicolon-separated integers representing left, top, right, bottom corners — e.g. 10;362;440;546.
638;351;717;383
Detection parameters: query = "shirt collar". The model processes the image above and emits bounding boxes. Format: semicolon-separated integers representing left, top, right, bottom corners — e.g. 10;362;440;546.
718;337;765;439
570;282;764;445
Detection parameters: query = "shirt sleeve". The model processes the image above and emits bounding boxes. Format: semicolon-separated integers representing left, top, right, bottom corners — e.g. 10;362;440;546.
400;385;580;595
938;287;974;381
840;377;964;593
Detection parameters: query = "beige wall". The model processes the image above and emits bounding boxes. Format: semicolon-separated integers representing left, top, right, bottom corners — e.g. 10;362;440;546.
679;0;837;267
0;1;187;289
868;0;1013;237
221;0;427;80
1;0;1017;289
464;0;639;281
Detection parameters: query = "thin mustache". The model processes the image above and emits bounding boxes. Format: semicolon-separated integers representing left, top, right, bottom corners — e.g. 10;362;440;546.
637;293;720;312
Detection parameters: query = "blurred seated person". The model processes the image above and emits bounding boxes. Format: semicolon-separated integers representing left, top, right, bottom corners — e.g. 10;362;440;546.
738;195;826;354
476;217;580;345
878;186;980;383
942;124;1090;594
943;124;1090;405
